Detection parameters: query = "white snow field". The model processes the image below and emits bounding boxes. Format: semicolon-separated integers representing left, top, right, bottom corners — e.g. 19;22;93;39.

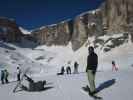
0;33;133;100
0;69;133;100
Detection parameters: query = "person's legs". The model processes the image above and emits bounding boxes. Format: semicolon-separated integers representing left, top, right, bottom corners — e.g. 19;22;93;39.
66;69;68;74
114;65;118;71
87;70;96;95
24;74;34;83
112;65;118;71
76;68;78;73
5;77;9;83
1;78;4;84
17;74;20;81
20;84;28;91
69;69;71;74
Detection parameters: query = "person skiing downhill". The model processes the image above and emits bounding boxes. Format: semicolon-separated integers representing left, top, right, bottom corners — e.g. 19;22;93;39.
86;46;99;97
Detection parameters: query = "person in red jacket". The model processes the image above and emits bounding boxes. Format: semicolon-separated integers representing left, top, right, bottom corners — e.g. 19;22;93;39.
112;61;118;71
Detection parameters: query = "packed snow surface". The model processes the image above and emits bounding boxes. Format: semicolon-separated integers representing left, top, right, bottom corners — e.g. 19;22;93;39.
0;69;133;100
0;33;133;100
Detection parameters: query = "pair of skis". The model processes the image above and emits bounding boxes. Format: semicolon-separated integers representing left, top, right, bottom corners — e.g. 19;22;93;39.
82;85;103;100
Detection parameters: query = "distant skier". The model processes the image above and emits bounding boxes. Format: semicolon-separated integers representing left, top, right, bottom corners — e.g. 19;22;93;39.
66;66;71;74
112;61;118;71
57;66;65;75
1;70;5;84
4;69;9;83
73;61;79;74
20;74;46;92
17;67;21;81
86;46;98;96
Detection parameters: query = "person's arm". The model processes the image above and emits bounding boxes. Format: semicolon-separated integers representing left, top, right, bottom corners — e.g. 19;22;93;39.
86;56;89;72
92;54;98;75
24;74;34;83
96;54;98;67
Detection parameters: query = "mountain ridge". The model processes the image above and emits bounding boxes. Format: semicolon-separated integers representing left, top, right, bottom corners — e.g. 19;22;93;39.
1;0;133;52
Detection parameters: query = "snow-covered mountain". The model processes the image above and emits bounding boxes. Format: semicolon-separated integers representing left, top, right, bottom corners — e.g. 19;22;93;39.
29;0;133;52
19;27;31;35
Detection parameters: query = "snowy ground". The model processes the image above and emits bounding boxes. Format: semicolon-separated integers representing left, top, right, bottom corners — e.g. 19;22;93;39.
0;69;133;100
0;33;133;100
1;34;133;75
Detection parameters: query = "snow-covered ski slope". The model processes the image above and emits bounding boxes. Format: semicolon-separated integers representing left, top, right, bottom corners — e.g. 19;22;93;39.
0;33;133;100
0;70;133;100
0;33;133;76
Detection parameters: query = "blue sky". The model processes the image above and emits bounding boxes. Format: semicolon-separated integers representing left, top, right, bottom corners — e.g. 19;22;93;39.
0;0;104;30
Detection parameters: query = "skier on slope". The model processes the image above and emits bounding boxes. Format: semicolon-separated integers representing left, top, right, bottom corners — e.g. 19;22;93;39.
1;70;5;84
66;66;71;74
57;66;65;75
86;46;98;96
4;69;9;83
112;61;118;71
17;67;21;81
73;61;79;74
20;74;46;92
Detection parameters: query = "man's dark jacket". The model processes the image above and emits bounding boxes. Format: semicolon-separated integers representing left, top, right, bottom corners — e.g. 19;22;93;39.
86;52;98;72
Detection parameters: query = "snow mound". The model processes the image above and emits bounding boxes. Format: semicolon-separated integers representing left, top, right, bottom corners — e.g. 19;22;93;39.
19;27;31;35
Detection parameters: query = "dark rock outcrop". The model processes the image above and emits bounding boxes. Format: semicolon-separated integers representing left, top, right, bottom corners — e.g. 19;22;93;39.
0;17;22;42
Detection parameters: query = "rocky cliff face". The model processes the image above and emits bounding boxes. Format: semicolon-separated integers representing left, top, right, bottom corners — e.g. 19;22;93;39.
102;0;133;41
30;0;133;51
71;10;103;50
102;0;133;33
1;0;133;50
32;20;72;46
0;17;22;42
31;10;103;51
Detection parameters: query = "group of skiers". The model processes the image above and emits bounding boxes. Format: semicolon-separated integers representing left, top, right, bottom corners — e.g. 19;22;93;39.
57;61;79;75
0;67;21;84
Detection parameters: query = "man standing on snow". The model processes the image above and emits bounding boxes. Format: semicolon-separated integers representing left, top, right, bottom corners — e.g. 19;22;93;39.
74;61;79;74
86;46;98;96
66;66;71;74
4;69;9;83
17;67;21;81
1;70;5;84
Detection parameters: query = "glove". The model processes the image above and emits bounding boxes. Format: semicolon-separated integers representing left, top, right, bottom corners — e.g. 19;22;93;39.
92;70;96;75
86;68;88;73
